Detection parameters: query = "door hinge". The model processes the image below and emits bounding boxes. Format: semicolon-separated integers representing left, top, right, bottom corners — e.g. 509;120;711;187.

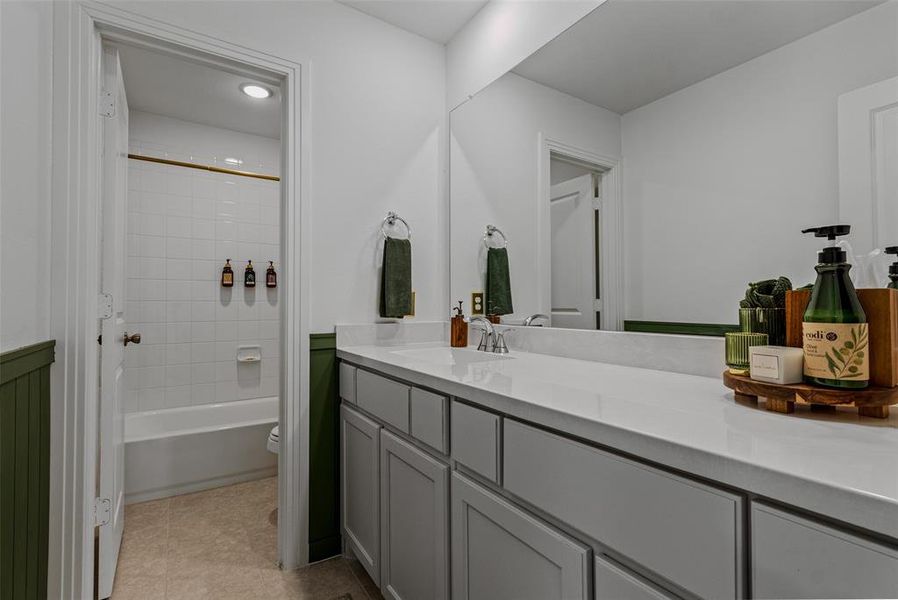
94;497;111;527
98;293;113;319
99;90;115;118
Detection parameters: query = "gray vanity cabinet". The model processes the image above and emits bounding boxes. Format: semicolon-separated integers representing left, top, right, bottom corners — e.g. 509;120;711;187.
379;430;449;600
451;472;590;600
594;555;676;600
341;405;381;586
751;502;898;599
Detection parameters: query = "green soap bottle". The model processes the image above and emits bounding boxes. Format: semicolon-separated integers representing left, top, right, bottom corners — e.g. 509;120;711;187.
801;225;869;389
886;246;898;290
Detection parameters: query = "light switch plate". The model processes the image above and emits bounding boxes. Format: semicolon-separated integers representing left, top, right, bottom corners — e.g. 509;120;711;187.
471;292;484;315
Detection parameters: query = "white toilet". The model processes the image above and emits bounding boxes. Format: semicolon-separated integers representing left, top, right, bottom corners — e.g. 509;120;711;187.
267;425;279;454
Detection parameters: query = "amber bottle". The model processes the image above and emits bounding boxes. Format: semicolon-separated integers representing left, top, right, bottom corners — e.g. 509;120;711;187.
266;261;277;288
221;259;234;287
245;260;256;287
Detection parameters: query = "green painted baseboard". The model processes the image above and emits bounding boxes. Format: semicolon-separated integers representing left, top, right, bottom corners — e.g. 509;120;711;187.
1;340;55;600
308;333;341;562
624;320;739;337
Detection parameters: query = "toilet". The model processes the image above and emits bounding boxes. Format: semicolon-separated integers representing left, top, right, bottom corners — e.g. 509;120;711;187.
267;425;279;454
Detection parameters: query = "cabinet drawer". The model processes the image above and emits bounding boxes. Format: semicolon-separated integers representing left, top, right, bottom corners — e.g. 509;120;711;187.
339;363;357;403
450;400;500;483
752;502;898;599
595;555;675;600
503;420;743;600
357;370;410;433
410;388;447;453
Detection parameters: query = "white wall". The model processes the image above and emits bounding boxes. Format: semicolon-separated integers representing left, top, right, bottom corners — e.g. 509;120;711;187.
0;1;53;352
118;0;446;332
447;0;602;110
125;111;281;412
621;1;898;324
450;72;620;320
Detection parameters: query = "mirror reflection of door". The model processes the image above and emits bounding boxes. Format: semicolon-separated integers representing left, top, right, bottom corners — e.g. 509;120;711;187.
550;159;603;329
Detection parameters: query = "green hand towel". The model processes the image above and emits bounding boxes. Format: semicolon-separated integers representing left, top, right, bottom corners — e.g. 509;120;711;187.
486;247;513;316
380;236;412;318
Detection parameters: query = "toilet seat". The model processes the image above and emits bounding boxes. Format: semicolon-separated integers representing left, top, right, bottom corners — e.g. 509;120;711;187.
267;425;279;454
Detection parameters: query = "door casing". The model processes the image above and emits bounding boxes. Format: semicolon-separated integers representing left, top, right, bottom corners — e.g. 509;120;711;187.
49;3;311;598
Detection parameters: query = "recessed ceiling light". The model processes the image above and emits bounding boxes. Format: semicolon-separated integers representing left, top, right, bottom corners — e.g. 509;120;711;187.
240;83;272;99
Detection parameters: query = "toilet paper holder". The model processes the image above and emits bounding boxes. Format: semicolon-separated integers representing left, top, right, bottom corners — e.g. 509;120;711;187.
237;345;262;363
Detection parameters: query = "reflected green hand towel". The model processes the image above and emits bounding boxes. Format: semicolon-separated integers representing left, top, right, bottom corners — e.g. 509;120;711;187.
486;247;513;316
380;236;412;318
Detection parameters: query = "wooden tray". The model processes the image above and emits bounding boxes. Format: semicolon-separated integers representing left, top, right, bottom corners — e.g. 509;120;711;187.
722;371;898;418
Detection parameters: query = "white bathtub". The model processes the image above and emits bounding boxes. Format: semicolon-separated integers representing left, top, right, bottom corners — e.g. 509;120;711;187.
124;396;278;504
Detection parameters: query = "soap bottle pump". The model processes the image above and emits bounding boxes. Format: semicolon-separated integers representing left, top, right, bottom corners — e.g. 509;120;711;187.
221;259;234;287
451;300;468;348
800;225;869;389
886;247;898;290
245;260;256;288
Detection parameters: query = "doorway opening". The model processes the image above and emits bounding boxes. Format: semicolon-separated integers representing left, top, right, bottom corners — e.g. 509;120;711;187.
96;40;284;599
548;153;607;330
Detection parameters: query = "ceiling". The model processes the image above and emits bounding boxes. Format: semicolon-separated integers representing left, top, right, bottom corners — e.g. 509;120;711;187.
514;0;883;114
116;43;281;139
338;0;488;43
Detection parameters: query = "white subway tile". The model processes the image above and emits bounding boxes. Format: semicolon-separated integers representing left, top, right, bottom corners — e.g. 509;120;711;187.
140;192;168;215
261;358;279;379
165;365;192;388
215;322;237;341
141;170;167;194
143;366;166;389
166;322;192;344
259;321;280;340
138;257;166;279
167;172;192;197
215;361;237;382
191;322;216;343
260;339;280;358
167;259;193;280
191;301;216;322
166;216;192;238
191;342;216;363
166;343;191;365
166;237;192;259
165;386;192;409
166;301;192;322
216;219;237;241
215;381;237;402
192;175;217;199
191;383;216;406
192;219;215;240
192;198;215;220
137;213;166;237
192;238;215;260
192;259;217;281
141;301;167;324
238;320;260;341
165;194;192;218
166;281;193;301
191;362;217;384
139;389;166;411
237;200;260;224
238;223;261;242
260;377;278;398
219;180;240;202
216;199;239;220
259;225;279;244
215;301;238;321
215;341;235;362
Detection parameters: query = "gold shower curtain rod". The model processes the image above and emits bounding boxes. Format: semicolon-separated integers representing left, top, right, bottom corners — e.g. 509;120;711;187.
128;153;280;182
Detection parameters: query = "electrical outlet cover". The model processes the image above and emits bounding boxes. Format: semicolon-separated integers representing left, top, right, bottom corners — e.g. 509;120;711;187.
471;292;484;315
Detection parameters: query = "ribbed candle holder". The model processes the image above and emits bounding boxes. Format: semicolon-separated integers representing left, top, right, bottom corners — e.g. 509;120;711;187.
725;332;769;375
739;308;785;346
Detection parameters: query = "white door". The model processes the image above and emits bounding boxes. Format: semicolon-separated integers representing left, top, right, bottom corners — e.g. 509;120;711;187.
550;174;597;329
838;75;898;256
98;45;130;600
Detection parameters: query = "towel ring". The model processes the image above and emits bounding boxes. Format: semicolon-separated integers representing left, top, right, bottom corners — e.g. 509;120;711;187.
381;211;411;240
483;224;508;248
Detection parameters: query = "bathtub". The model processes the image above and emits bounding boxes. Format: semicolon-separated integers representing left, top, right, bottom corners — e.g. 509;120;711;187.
124;396;278;504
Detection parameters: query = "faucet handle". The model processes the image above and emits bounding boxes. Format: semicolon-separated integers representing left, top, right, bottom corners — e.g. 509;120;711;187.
492;331;509;354
476;328;491;352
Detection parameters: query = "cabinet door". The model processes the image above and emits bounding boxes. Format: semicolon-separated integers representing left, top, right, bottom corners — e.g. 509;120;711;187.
752;502;898;599
380;430;449;600
451;472;589;600
341;404;381;585
594;555;676;600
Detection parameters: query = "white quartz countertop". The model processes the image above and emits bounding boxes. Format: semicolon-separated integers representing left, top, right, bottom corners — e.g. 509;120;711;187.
337;342;898;540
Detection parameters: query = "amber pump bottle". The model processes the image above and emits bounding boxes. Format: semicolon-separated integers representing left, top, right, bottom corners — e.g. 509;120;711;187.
451;301;468;348
266;261;277;288
221;259;234;287
801;225;868;389
245;260;256;287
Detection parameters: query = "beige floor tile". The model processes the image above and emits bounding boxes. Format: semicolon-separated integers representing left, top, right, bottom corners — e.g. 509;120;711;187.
260;557;371;600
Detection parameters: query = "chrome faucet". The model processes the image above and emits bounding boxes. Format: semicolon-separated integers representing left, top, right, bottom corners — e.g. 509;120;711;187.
523;313;550;326
469;316;495;352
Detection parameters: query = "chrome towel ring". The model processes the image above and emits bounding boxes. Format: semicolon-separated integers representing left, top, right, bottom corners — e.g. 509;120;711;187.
483;224;508;248
381;211;411;240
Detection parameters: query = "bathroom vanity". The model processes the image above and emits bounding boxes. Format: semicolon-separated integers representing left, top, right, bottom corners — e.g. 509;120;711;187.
337;337;898;600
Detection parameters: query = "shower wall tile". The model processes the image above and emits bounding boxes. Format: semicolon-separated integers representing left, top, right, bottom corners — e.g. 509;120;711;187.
124;113;280;413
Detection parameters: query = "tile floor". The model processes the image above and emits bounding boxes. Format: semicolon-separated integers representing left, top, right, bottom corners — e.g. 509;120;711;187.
110;477;382;600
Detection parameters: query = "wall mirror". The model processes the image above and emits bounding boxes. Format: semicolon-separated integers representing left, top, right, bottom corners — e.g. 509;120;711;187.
449;0;898;332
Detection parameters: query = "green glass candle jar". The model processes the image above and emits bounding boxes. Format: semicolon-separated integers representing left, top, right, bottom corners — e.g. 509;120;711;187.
725;332;769;375
739;307;786;346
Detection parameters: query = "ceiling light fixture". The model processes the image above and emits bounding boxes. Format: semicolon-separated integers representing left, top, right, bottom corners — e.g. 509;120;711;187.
240;83;272;99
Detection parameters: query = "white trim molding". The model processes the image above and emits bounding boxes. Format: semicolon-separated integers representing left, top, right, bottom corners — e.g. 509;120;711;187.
49;3;311;597
537;135;623;331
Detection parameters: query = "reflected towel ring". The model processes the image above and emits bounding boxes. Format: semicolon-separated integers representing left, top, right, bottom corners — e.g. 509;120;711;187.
483;224;508;248
381;211;412;240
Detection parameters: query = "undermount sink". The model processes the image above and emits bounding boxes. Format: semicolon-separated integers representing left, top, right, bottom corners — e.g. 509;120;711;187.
390;346;514;366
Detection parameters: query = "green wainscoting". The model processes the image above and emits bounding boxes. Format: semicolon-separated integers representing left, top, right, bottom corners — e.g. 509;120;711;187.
0;340;54;600
308;333;341;562
623;320;739;337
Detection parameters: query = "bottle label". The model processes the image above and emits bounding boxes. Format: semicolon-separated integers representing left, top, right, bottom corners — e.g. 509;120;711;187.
802;322;869;381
